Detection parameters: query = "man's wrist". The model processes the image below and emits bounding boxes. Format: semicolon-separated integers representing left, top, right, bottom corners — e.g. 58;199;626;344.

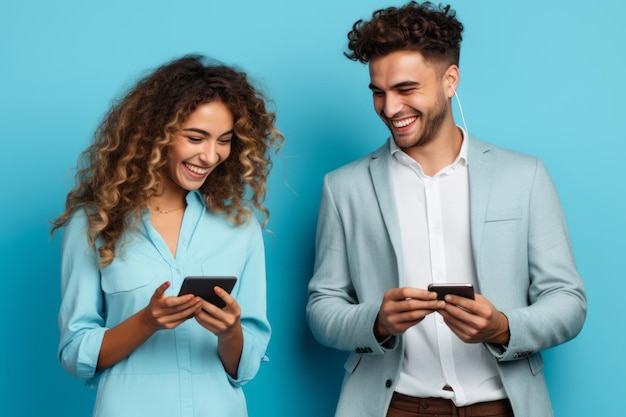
492;312;510;345
373;317;390;342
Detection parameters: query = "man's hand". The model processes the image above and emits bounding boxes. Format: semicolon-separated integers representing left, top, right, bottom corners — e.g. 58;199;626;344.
436;293;510;345
374;287;441;341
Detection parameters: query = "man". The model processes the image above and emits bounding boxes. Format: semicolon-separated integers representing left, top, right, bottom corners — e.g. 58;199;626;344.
306;2;586;417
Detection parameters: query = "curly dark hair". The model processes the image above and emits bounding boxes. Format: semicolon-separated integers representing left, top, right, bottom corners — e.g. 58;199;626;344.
345;1;463;67
51;55;284;266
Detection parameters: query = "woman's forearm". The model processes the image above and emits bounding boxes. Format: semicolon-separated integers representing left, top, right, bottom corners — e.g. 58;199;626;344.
96;308;157;372
217;324;243;379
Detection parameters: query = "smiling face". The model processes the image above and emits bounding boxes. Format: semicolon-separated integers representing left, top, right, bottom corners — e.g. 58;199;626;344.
369;50;457;151
165;100;234;195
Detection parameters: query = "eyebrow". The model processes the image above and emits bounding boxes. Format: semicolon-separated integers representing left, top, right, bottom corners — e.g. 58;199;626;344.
368;80;421;91
182;127;234;137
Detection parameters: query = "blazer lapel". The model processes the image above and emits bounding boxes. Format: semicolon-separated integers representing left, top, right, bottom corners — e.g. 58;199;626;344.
369;141;405;283
367;137;493;284
467;136;494;273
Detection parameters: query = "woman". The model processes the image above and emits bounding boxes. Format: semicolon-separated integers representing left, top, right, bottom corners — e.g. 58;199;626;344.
52;55;283;416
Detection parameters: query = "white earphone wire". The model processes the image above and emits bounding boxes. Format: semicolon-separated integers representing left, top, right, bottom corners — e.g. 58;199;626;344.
452;87;469;135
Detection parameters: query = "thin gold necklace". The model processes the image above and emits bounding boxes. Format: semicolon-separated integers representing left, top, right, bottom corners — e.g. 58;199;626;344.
151;206;186;214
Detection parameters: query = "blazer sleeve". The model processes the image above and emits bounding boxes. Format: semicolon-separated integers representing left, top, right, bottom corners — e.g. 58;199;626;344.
306;173;386;355
488;159;587;361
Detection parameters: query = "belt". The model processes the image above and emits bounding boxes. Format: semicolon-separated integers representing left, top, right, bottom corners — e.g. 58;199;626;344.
389;392;513;416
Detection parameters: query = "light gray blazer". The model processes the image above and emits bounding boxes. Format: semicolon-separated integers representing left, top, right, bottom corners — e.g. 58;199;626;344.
306;136;586;417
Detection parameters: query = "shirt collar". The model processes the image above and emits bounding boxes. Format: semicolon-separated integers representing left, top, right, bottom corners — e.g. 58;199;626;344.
187;189;204;205
389;126;468;173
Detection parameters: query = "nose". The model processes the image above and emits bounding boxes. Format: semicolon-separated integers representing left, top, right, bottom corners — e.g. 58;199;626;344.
199;141;220;166
381;93;403;119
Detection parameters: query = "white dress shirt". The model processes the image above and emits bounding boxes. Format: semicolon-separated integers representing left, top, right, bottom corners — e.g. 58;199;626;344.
390;130;507;406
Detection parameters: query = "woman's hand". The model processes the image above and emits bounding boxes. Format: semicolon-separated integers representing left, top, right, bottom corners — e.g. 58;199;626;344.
194;286;243;379
194;286;241;335
142;281;204;333
97;281;202;372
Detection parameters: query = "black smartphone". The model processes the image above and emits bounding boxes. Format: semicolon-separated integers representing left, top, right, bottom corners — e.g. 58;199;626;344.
178;276;237;308
428;283;475;300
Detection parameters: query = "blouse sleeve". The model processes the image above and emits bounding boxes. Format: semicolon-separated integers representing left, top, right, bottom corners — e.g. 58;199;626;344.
227;221;271;386
57;210;107;386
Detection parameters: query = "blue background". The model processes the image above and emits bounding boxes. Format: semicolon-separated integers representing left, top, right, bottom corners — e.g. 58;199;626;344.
1;0;623;415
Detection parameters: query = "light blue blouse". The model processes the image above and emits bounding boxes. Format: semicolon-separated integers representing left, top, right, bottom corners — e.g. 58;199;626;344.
58;191;271;417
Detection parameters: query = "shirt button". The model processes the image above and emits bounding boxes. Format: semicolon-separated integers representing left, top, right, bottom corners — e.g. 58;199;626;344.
385;379;392;388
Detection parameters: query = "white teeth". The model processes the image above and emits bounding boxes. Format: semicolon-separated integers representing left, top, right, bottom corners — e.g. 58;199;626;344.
184;163;209;175
392;117;417;128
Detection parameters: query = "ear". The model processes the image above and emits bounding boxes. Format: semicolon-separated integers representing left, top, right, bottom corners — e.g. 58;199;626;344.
442;64;460;99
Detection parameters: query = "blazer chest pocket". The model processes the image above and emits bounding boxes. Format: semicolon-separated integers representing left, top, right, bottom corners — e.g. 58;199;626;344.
484;208;522;223
481;208;524;263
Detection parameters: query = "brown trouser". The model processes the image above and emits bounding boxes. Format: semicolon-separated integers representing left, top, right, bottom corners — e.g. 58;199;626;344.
387;392;514;417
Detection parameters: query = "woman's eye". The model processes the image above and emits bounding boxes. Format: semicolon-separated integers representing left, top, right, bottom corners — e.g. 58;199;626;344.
219;137;233;144
186;136;203;143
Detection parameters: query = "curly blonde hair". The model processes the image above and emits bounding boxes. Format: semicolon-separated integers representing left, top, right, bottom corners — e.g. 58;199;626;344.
52;55;284;266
